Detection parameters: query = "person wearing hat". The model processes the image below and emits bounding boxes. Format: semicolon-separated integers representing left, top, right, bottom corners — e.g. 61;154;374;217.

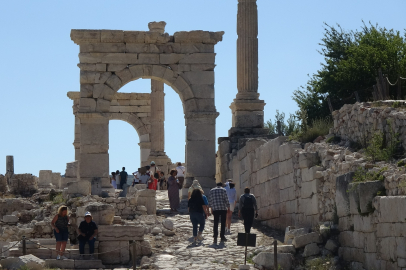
150;161;160;190
78;211;98;260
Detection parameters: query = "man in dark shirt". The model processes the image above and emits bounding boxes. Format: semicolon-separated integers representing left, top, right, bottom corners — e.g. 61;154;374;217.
238;187;258;234
120;167;128;197
78;211;98;260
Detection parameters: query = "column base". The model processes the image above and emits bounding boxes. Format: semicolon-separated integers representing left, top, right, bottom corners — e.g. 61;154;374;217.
230;99;266;129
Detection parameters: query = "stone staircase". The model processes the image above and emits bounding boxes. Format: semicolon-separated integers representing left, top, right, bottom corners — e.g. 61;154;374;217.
9;238;105;269
45;259;105;269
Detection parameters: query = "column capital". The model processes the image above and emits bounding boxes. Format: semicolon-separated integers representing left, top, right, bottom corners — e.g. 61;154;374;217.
238;0;257;2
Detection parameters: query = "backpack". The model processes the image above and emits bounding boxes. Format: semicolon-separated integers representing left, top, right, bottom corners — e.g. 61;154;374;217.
243;195;254;209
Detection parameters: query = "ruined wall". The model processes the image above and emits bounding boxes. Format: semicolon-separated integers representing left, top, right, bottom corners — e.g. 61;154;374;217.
217;109;406;269
333;101;406;150
9;174;38;196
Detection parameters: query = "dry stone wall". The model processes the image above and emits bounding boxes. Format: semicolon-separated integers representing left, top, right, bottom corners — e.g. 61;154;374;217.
217;123;406;269
333;101;406;150
9;174;38;196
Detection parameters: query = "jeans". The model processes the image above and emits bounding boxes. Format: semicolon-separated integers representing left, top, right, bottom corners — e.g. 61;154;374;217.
213;210;227;238
190;212;205;237
79;238;96;255
241;208;255;233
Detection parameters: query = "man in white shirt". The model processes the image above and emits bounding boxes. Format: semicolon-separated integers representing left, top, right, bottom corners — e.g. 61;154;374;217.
176;162;185;190
132;168;141;185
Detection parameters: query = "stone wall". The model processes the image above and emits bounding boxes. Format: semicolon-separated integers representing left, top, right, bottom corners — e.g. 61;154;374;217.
38;170;62;189
0;174;8;193
333;101;406;150
216;121;406;268
9;174;38;196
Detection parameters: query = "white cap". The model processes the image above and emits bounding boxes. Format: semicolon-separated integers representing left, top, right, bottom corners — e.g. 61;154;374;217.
85;211;92;217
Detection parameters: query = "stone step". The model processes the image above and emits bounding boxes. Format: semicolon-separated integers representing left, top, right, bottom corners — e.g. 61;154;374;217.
45;259;105;269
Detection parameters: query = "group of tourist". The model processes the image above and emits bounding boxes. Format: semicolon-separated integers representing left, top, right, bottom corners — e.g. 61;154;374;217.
185;179;258;245
51;206;98;260
110;162;186;197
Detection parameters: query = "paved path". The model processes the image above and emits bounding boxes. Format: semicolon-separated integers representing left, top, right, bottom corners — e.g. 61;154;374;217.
145;190;284;270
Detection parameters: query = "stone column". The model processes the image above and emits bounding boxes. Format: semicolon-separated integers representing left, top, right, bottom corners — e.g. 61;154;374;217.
185;112;218;191
78;114;110;189
229;0;267;136
149;80;165;156
6;156;14;175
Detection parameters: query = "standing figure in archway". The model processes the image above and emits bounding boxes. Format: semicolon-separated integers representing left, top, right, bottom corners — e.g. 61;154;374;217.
167;169;180;212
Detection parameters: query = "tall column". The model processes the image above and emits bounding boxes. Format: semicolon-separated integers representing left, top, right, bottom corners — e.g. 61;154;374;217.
6;156;14;175
149;80;165;156
229;0;267;137
74;116;81;161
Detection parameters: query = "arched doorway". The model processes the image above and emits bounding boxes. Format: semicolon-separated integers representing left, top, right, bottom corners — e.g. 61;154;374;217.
70;23;224;191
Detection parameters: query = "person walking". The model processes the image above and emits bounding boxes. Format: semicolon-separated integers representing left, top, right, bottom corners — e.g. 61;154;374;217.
209;182;230;243
115;170;121;189
119;167;128;197
188;179;203;200
167;169;180;212
111;172;117;189
176;162;185;189
51;206;70;260
238;187;258;234
78;211;98;260
225;180;237;233
188;189;207;245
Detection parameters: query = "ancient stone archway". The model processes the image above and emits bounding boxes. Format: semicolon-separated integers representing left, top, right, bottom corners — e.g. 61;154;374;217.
69;22;224;190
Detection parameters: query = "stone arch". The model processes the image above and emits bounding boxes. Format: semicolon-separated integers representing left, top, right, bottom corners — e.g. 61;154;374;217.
108;112;149;138
71;26;223;191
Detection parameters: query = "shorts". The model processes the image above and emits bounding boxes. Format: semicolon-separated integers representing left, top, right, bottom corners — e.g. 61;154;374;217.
54;229;69;242
229;204;235;212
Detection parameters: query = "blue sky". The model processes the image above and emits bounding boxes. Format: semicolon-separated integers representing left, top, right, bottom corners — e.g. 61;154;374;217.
0;0;404;175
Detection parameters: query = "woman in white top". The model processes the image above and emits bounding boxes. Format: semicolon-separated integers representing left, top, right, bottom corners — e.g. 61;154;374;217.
176;162;185;190
111;172;117;189
115;170;121;189
225;181;237;233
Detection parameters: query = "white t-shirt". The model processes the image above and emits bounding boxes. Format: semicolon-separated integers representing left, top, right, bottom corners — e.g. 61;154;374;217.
176;166;185;177
133;172;140;183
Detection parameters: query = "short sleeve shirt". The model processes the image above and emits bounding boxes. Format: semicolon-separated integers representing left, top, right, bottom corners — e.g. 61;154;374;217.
79;221;98;239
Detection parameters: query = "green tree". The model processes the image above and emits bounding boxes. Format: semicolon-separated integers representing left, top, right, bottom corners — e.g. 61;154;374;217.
293;22;406;124
265;110;300;136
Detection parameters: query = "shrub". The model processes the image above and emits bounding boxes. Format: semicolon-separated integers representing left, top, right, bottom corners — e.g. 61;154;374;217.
305;257;331;270
365;121;401;162
290;118;333;143
52;194;65;205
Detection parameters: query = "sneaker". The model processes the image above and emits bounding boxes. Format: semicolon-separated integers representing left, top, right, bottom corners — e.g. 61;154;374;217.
220;237;228;242
193;237;197;245
197;232;203;241
60;255;68;260
56;255;61;260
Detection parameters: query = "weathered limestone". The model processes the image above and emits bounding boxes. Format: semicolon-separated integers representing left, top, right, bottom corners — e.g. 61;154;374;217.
253;252;293;270
66;181;91;196
69;23;223;186
76;202;115;225
0;255;45;270
97;225;144;241
38;170;62;189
